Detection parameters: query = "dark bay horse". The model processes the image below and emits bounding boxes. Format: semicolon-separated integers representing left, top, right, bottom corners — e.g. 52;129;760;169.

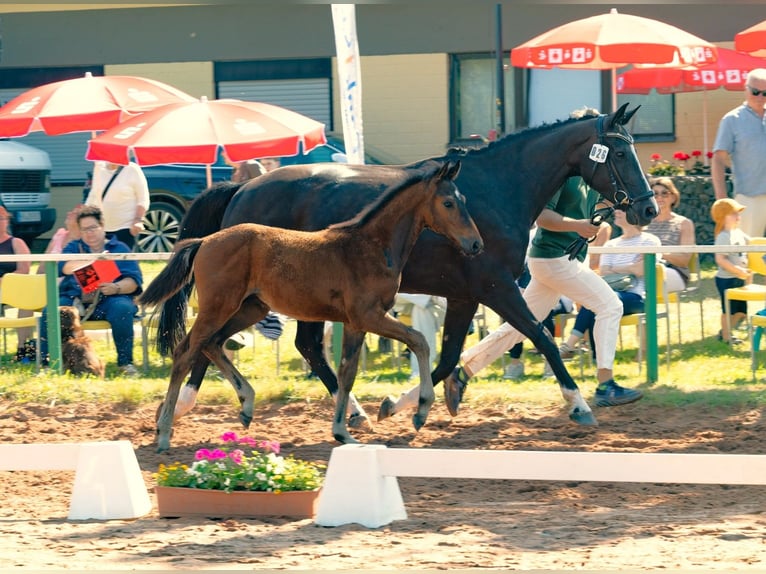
142;159;482;451
156;104;657;430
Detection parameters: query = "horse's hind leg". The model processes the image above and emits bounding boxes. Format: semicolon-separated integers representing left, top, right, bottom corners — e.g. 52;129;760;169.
296;321;372;431
156;334;199;452
331;328;365;444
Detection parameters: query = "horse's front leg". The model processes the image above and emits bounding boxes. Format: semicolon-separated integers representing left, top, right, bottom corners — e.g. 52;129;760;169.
378;299;476;421
369;314;435;431
296;321;372;431
156;336;196;453
331;328;366;444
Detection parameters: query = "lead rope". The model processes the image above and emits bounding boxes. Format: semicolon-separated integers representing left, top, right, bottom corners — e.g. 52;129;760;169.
564;204;614;261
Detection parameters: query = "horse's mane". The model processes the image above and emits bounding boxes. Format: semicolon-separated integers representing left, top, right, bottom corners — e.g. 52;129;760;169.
329;161;441;231
445;114;591;157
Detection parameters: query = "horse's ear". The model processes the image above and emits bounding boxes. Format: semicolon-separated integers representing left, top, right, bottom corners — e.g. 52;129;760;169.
609;102;639;128
446;160;461;181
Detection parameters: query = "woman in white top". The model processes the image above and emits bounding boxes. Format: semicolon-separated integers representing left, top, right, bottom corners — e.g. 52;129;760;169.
86;161;150;250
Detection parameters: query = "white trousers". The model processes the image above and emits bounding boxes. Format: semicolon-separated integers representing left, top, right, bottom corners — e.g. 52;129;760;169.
461;255;622;377
394;293;446;377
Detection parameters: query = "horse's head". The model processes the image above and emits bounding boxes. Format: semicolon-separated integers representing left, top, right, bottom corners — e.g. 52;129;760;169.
578;103;658;226
426;159;484;256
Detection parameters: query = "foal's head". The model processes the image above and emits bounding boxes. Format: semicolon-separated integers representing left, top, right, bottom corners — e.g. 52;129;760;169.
422;159;483;256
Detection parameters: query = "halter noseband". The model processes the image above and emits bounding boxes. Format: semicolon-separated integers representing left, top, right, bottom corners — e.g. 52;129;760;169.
588;114;654;210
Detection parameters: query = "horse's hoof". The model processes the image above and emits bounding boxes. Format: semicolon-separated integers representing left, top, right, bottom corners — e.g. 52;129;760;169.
377;396;396;421
239;411;253;428
348;413;373;431
412;412;428;431
569;408;598;426
333;432;359;445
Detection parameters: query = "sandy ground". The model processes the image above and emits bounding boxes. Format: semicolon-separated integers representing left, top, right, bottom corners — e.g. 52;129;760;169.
1;397;765;571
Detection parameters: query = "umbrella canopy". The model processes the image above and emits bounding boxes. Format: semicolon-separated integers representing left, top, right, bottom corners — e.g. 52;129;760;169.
86;97;327;166
0;72;196;137
735;19;766;57
511;9;717;70
616;47;766;94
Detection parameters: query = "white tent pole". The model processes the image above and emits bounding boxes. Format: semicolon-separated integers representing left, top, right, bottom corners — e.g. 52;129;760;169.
703;89;710;166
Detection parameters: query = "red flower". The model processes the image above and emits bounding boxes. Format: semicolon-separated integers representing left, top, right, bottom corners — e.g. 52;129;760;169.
651;153;662;161
673;151;690;161
707;151;714;159
691;150;702;157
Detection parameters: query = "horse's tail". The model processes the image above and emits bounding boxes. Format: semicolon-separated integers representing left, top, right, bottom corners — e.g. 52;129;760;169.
153;181;242;356
140;238;204;356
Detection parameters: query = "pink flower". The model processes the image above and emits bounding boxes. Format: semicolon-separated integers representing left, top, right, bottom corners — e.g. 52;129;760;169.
220;431;239;443
237;436;257;447
210;449;228;459
228;449;244;464
195;448;212;460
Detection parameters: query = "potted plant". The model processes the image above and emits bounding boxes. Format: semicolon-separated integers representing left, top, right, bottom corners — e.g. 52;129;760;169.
154;431;325;519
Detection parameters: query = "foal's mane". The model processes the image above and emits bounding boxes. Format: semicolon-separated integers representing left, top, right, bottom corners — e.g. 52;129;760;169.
329;160;441;231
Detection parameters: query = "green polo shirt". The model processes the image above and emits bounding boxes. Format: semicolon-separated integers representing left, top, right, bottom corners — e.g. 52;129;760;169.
529;177;601;262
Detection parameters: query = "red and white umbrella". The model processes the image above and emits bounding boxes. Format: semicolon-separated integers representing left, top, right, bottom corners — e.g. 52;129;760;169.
0;72;196;137
511;9;718;109
616;48;766;160
86;97;327;185
735;19;766;58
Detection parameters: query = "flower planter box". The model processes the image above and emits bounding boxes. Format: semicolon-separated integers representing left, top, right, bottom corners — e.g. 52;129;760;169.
155;486;320;519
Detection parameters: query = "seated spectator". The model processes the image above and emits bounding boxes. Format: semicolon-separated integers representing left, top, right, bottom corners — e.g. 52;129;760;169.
559;210;661;359
0;205;34;361
646;177;696;293
40;205;143;375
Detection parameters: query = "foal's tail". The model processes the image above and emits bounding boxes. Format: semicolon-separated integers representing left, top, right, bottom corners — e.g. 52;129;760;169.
139;239;204;356
154;181;243;356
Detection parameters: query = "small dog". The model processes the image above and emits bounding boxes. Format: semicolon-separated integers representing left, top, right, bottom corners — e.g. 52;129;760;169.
59;306;105;378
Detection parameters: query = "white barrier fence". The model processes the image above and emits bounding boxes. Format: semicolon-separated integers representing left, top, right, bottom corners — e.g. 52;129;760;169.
315;444;766;528
0;440;151;520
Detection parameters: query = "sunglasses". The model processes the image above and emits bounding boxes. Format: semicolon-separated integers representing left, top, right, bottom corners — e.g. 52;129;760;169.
653;190;671;197
748;86;766;97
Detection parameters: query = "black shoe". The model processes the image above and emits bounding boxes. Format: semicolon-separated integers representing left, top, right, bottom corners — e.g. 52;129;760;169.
594;379;643;407
443;367;469;417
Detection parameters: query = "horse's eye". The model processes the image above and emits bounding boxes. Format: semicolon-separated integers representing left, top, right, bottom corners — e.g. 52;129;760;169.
443;200;454;208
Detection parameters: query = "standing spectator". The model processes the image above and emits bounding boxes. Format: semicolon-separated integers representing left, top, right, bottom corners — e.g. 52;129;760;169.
259;157;281;172
39;205;143;375
711;198;751;344
646;177;696;293
711;68;766;237
86;161;150;250
0;205;34;360
558;210;661;359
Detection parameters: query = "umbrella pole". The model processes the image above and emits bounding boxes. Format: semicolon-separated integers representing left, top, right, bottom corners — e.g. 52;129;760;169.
206;164;212;188
611;68;617;112
703;90;709;166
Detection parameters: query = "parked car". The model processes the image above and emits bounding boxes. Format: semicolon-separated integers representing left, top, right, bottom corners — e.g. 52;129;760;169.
0;140;56;244
83;135;400;253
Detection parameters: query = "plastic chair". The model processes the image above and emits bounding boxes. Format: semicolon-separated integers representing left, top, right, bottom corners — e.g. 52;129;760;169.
667;252;704;343
724;237;766;344
0;273;46;370
617;264;672;374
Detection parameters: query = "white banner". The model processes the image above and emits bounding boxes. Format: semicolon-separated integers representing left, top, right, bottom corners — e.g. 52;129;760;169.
331;4;364;165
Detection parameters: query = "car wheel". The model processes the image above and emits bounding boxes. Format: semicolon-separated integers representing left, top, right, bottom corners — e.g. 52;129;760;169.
136;202;185;253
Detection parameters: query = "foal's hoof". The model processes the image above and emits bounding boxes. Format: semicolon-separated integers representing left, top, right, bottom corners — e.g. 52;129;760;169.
569;408;598;426
348;412;373;431
412;412;428;431
377;396;396;421
333;432;359;445
239;411;253;428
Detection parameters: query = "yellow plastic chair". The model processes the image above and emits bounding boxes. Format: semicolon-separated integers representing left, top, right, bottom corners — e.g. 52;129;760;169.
724;237;766;344
0;273;47;370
